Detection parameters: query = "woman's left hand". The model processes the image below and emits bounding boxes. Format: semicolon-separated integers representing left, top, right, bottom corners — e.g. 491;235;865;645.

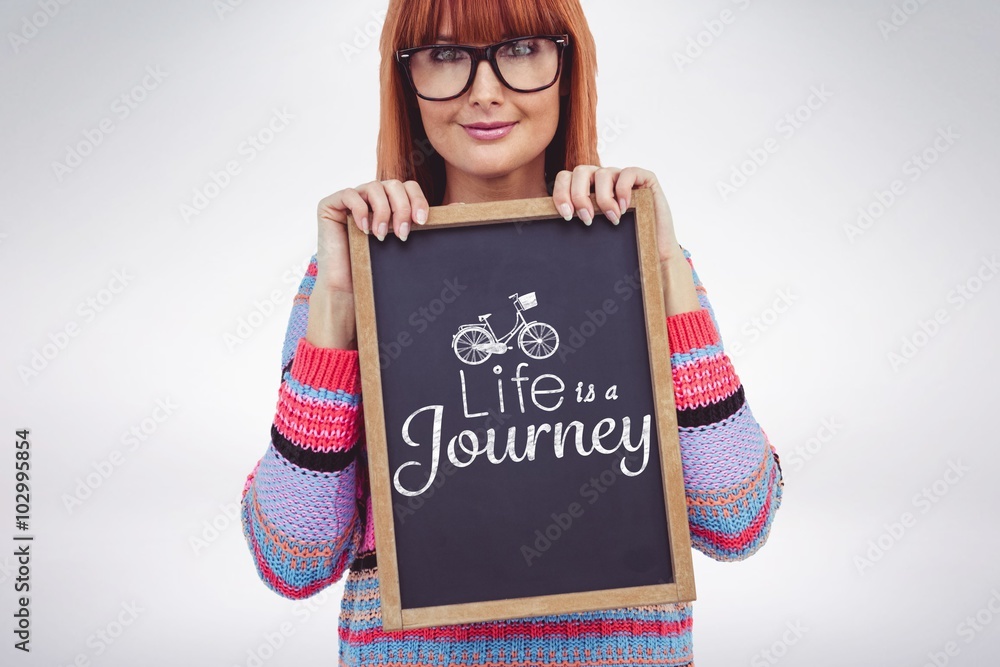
551;166;683;265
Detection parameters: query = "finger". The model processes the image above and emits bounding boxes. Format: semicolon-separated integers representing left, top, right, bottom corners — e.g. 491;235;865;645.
551;170;574;220
340;188;370;234
594;167;622;225
403;180;429;226
361;181;392;241
614;168;640;216
570;165;599;226
317;193;349;225
381;179;412;241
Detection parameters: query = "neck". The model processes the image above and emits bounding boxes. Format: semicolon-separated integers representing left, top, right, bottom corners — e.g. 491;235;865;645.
440;156;549;205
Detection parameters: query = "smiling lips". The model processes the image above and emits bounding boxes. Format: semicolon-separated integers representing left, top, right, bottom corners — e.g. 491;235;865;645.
462;122;516;140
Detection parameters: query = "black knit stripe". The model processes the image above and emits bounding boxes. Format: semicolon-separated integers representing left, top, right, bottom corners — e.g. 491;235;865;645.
350;550;377;571
675;385;745;428
271;423;359;472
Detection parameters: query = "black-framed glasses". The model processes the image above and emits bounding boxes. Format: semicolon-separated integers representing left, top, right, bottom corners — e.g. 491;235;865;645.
395;34;570;101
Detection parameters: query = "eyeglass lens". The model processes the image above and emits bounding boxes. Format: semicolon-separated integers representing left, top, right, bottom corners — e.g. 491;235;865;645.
408;37;560;99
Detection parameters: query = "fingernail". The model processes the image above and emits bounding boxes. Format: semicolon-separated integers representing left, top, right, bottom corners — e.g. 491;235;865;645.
376;222;387;241
415;209;427;225
577;209;592;226
605;209;619;225
558;203;573;221
398;221;409;241
619;198;627;213
361;216;369;234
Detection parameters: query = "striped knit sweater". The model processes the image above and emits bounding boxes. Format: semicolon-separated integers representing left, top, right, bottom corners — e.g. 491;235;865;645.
240;246;784;666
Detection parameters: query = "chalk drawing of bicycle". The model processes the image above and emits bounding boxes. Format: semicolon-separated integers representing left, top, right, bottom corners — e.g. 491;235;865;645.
451;292;560;365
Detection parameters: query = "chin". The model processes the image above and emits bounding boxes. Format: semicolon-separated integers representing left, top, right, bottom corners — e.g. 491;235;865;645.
450;155;516;179
470;163;521;180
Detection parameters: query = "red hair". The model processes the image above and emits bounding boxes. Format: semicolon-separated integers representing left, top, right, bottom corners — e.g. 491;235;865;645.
376;0;600;205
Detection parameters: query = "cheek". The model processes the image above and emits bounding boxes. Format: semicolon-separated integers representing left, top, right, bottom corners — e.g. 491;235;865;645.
419;105;461;143
532;95;561;134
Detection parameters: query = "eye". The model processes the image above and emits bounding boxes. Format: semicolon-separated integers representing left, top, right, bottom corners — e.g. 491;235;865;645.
498;39;537;58
428;47;470;63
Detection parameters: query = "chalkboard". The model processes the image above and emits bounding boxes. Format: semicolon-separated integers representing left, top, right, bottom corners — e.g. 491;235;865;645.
347;188;695;631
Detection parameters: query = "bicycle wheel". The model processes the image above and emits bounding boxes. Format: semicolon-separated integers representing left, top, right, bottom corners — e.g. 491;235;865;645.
518;322;559;359
453;326;493;365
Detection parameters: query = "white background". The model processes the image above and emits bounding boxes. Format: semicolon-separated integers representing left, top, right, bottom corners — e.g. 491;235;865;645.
2;0;999;665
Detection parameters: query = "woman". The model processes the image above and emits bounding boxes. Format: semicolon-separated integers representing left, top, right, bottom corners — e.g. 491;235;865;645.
240;0;785;664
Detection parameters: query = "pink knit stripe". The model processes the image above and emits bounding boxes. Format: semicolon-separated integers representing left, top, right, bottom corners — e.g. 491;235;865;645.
290;336;362;394
341;616;693;644
242;460;260;495
274;382;361;453
670;353;741;411
665;308;718;354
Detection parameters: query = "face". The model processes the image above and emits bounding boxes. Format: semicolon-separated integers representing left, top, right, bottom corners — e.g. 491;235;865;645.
414;15;567;185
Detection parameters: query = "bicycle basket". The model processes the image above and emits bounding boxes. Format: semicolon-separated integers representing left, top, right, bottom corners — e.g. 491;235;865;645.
517;292;538;310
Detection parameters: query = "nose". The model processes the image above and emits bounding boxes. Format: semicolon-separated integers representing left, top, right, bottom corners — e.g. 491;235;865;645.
467;58;504;105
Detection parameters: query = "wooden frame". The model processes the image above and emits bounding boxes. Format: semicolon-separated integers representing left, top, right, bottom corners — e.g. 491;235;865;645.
347;187;695;631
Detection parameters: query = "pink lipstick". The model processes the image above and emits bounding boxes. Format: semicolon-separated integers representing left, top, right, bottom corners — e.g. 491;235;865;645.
462;122;516;140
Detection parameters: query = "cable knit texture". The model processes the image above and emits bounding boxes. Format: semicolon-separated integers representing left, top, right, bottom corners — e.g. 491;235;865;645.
240;246;784;666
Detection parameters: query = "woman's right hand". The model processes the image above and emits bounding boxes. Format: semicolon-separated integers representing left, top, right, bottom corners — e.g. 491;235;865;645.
306;179;430;350
314;179;430;293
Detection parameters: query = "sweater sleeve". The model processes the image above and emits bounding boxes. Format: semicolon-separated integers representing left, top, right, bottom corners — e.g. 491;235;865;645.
664;246;784;561
240;254;368;599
